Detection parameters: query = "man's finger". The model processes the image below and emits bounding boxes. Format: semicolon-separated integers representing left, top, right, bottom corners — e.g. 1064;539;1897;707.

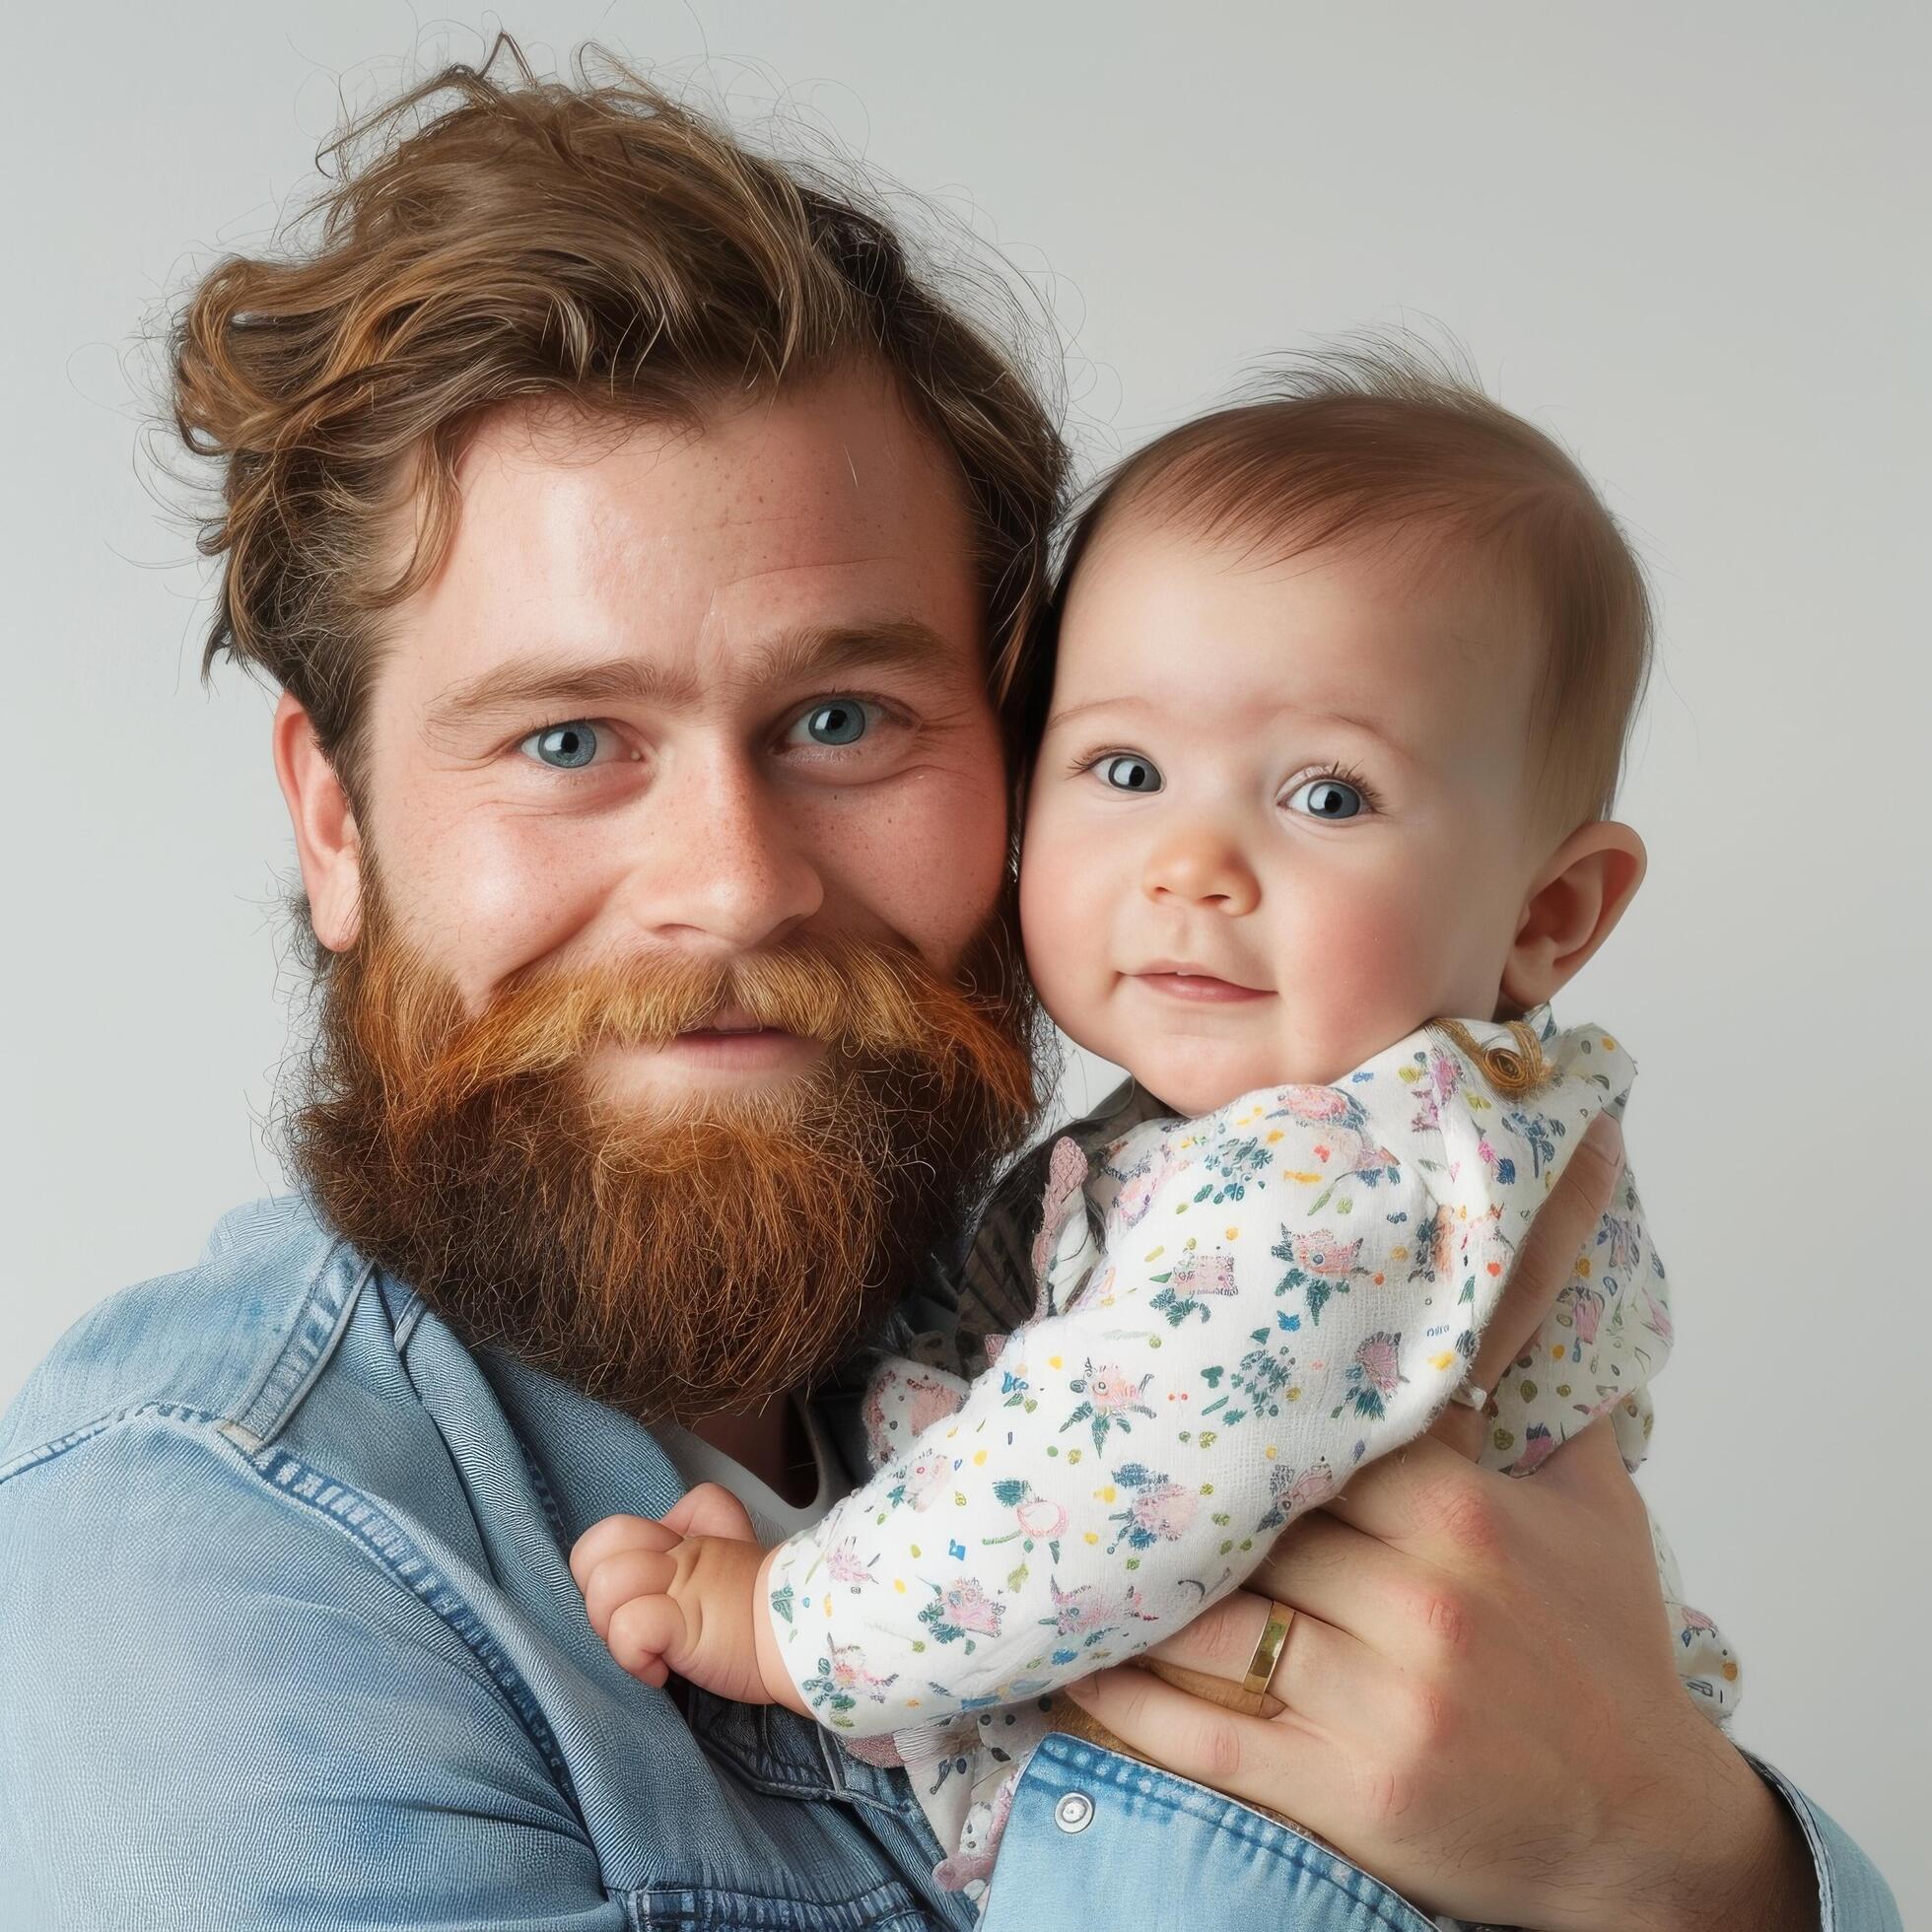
1062;1664;1344;1826
1429;1111;1623;1461
1140;1579;1392;1733
1533;1405;1646;1509
1321;1428;1505;1552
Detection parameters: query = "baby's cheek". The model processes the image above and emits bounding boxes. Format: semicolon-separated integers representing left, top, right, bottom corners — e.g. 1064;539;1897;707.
1287;878;1453;1060
1018;835;1117;1052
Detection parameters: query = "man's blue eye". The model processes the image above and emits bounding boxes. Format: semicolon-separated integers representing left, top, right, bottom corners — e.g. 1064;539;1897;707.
1100;754;1162;794
801;700;868;746
521;722;602;769
1286;777;1365;820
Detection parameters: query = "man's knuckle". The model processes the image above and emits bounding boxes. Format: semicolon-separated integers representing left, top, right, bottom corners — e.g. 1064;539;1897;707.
1197;1714;1245;1783
1360;1765;1414;1827
1187;1606;1252;1674
1400;1680;1456;1754
1415;1587;1473;1661
1566;1136;1614;1193
1435;1481;1505;1557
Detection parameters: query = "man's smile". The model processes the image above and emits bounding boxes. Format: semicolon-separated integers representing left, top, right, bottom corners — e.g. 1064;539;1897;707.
594;1010;826;1093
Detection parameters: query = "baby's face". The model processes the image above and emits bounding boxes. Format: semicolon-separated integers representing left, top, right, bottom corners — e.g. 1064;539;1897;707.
1020;516;1546;1114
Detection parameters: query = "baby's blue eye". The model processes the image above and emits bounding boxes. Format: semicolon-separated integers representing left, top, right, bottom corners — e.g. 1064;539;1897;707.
1285;776;1365;820
1100;754;1163;794
520;722;602;769
792;700;871;746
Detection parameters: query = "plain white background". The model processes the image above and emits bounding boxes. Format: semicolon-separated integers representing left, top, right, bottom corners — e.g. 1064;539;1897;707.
3;2;1925;1917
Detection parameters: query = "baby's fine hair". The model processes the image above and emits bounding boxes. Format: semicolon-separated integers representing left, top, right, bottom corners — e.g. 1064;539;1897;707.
1030;335;1653;832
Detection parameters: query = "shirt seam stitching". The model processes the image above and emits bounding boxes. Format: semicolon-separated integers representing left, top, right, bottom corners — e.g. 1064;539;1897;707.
221;1245;374;1451
0;1400;222;1489
240;1434;583;1806
2;1407;556;1775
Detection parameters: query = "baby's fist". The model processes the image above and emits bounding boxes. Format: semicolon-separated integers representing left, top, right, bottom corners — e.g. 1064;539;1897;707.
571;1512;689;1688
571;1485;783;1707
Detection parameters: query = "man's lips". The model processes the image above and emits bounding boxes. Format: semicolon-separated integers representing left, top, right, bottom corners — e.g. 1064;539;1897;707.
1128;963;1274;1004
590;1005;822;1078
658;1004;817;1067
677;1003;793;1039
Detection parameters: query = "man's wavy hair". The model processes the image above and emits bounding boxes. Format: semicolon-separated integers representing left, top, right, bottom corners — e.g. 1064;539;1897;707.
168;36;1070;804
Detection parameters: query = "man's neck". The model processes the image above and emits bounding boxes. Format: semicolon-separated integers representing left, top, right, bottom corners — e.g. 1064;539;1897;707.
685;1392;818;1506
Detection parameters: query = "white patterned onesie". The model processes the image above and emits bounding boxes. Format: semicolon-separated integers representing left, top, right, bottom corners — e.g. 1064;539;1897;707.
765;1010;1739;1894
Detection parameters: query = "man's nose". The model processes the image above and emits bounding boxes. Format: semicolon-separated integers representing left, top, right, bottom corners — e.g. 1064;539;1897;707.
621;751;825;953
1140;825;1262;917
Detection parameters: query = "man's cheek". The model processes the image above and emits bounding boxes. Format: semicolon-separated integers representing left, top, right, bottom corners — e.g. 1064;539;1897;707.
387;813;613;1007
811;773;1004;966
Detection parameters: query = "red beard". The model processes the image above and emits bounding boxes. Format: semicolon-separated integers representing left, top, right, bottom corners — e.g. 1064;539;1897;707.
286;888;1039;1423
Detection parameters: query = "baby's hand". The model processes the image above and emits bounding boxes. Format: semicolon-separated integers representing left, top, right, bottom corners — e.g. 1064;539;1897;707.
570;1483;801;1712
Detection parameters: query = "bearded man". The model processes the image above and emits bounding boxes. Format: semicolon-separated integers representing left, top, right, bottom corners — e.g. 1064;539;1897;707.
0;43;1895;1932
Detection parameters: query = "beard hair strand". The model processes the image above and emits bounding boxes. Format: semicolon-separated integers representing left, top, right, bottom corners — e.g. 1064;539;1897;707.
283;888;1039;1424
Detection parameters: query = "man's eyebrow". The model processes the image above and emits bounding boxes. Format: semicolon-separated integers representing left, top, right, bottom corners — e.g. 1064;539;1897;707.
425;620;959;738
743;619;960;691
426;656;700;737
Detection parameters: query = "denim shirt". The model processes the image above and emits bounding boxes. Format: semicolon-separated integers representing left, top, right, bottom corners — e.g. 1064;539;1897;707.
0;1197;1898;1931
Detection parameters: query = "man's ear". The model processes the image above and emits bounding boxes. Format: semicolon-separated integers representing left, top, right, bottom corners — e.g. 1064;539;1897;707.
1500;819;1646;1013
272;690;363;952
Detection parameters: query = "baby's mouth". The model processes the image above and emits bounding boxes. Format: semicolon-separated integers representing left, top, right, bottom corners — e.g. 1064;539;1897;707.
1129;964;1273;1005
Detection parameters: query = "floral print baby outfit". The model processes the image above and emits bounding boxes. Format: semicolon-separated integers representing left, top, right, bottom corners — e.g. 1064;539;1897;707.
765;1010;1739;1899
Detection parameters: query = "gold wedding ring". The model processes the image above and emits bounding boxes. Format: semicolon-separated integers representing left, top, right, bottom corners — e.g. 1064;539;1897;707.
1241;1601;1296;1704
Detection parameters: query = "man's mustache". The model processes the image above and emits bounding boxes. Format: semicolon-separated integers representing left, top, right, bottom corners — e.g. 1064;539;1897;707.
359;932;1037;1124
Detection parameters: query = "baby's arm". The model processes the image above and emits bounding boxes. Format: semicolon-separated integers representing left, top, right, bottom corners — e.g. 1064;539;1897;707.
570;1483;808;1715
574;1037;1631;1732
756;1089;1522;1734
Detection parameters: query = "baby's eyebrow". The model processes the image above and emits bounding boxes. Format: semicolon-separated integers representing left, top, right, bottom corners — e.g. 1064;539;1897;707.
1288;702;1405;748
1045;691;1408;756
1042;693;1161;733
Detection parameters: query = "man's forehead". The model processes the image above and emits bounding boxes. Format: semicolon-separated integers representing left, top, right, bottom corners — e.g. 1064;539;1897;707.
448;403;898;566
385;382;986;704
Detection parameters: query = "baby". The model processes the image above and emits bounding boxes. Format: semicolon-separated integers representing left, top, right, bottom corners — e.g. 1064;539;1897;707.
572;352;1737;1904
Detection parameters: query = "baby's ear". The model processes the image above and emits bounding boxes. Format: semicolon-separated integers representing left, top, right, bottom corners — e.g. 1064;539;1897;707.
1500;820;1646;1012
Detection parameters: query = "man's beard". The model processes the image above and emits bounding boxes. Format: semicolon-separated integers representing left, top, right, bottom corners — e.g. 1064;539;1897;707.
285;885;1040;1424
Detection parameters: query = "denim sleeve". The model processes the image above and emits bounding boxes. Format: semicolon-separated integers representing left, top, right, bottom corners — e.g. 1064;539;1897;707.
1748;1755;1903;1932
981;1737;1902;1932
0;1417;624;1932
979;1735;1435;1932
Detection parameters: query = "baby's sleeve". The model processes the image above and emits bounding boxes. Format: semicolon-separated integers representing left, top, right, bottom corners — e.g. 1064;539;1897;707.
764;1074;1521;1735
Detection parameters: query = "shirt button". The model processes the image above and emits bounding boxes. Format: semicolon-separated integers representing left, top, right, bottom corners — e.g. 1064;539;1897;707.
1054;1791;1095;1833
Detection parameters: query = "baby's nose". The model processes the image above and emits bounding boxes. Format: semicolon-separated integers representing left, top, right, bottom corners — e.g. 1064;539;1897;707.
1141;828;1261;916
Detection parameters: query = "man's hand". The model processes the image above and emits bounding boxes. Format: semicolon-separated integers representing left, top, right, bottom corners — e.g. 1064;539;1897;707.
571;1483;802;1713
1066;1114;1819;1932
